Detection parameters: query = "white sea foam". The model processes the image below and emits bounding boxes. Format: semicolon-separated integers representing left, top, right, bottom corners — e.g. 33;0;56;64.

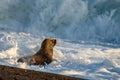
0;0;120;44
0;0;120;80
0;32;120;80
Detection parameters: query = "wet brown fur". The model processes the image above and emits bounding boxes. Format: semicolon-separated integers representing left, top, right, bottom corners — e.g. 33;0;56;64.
17;38;57;66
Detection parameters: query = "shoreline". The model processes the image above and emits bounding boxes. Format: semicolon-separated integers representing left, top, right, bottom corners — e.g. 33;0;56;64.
0;64;85;80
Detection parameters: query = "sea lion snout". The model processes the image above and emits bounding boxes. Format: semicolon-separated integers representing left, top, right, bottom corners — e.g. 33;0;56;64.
52;39;57;46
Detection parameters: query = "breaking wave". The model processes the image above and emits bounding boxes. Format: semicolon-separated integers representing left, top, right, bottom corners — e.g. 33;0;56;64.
0;0;120;44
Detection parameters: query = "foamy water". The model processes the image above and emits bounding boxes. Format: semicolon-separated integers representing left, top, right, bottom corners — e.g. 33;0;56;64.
0;0;120;44
0;32;120;80
0;0;120;80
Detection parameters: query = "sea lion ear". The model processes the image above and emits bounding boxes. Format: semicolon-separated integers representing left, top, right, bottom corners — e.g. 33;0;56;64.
43;39;47;42
42;39;47;45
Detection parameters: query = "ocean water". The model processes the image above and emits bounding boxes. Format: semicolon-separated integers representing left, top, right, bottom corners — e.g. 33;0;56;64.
0;0;120;80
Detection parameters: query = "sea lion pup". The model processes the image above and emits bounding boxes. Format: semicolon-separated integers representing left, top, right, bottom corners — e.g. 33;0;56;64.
17;38;57;66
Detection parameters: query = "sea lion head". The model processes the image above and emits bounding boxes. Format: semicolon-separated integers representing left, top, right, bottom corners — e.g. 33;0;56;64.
41;38;57;49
